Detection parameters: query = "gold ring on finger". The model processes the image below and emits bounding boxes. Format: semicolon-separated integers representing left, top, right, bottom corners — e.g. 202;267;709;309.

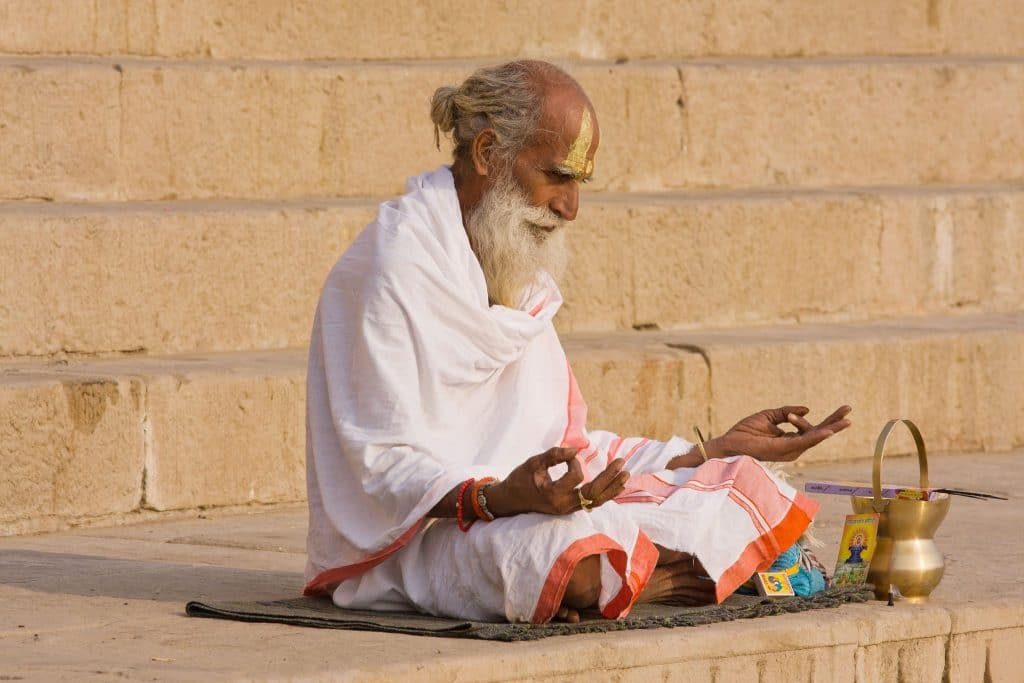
577;488;594;512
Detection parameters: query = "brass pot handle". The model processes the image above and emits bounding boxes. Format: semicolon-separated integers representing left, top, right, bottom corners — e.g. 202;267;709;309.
872;419;929;513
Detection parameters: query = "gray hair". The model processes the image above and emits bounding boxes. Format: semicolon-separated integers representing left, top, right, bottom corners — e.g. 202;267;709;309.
430;60;577;168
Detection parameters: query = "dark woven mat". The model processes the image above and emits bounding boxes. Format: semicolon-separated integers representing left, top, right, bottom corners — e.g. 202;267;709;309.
185;585;873;641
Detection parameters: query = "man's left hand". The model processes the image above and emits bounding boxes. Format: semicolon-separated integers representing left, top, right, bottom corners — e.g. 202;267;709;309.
705;405;852;463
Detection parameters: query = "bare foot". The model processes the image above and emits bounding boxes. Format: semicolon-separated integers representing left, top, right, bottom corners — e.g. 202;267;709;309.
639;551;717;606
554;605;581;623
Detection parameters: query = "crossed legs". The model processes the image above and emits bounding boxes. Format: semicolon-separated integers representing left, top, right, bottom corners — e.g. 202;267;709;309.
556;545;716;622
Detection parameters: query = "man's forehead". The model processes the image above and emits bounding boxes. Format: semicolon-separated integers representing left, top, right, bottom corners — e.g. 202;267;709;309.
534;100;598;181
561;108;595;179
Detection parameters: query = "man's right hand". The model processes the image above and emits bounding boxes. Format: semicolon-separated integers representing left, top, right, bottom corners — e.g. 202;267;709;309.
707;405;852;463
486;447;629;517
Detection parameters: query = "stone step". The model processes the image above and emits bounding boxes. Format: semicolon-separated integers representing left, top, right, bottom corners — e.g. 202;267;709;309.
2;0;1023;61
3;187;1021;357
3;57;1024;201
3;311;1021;534
0;451;1021;681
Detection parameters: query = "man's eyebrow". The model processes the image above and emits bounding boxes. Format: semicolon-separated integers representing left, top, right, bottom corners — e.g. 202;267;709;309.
552;163;593;182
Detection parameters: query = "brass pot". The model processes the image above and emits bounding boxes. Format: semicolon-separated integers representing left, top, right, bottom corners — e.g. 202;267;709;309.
850;419;950;603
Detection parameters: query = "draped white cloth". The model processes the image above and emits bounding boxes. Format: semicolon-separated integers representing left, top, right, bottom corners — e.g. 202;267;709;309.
304;166;818;623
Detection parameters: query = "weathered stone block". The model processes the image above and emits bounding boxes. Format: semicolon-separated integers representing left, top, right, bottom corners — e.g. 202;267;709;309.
677;62;1024;191
855;636;947;682
761;645;856;683
0;202;371;356
3;1;1023;60
621;194;882;330
568;189;1024;333
4;62;1024;200
698;317;1024;462
143;356;306;510
118;66;354;200
0;63;119;200
947;601;1024;683
565;337;709;443
985;628;1024;682
5;190;1021;358
0;372;144;533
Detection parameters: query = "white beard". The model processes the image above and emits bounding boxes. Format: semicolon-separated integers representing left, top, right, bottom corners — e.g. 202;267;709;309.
465;175;568;309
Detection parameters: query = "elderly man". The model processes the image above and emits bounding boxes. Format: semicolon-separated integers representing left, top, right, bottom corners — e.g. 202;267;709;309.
304;60;851;623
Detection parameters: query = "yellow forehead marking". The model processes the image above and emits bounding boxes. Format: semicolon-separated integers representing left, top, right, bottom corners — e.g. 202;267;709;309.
564;108;594;179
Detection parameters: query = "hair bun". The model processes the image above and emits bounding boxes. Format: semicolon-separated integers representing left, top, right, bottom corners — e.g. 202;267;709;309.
430;86;460;149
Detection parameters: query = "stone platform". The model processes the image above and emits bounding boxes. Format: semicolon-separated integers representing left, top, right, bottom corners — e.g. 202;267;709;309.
1;451;1021;682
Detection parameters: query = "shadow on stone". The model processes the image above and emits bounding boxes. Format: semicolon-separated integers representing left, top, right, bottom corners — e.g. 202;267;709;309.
0;549;302;603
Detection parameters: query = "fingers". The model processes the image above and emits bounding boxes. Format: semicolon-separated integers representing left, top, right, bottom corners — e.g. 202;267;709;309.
762;406;810;425
790;405;853;439
531;447;583;491
780;405;854;434
781;405;852;429
790;428;834;451
667;573;717;595
817;405;853;431
638;561;717;604
829;418;852;434
732;404;853;462
787;412;815;433
766;428;835;462
770;403;811;423
536;446;579;469
581;459;629;508
561;455;585;489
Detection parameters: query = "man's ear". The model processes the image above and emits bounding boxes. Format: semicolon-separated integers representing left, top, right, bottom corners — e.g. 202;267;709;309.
470;129;497;177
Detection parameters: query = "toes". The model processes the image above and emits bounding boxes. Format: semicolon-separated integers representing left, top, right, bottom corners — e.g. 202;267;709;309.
555;606;581;623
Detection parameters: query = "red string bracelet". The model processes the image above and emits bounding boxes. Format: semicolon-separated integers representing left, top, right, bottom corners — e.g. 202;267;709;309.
456;478;475;532
470;477;497;522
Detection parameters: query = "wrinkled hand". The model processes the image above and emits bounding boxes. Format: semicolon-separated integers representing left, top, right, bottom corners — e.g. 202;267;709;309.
708;405;852;463
486;447;629;517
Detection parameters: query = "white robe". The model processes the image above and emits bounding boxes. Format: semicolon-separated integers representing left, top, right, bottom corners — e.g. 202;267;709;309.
304;166;818;623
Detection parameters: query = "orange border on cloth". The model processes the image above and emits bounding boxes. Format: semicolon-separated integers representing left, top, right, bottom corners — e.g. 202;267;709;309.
529;530;659;624
714;491;818;602
613;457;820;603
560;363;590;450
606;436;625;462
601;530;660;619
303;519;425;597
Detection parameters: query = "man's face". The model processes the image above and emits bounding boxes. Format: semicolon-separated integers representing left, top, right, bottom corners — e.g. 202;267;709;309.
465;91;600;308
507;94;600;226
466;169;569;309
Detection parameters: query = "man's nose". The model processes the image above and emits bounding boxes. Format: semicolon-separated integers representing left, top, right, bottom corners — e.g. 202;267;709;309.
550;184;579;222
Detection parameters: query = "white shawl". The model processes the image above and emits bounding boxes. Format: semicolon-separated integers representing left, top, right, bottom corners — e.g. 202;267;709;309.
303;166;817;610
305;166;585;592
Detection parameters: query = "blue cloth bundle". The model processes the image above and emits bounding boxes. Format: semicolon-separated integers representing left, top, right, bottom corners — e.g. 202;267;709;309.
737;544;827;597
772;545;827;596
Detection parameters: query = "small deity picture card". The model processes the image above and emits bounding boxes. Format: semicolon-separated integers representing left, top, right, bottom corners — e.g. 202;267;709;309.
832;513;880;587
755;571;795;597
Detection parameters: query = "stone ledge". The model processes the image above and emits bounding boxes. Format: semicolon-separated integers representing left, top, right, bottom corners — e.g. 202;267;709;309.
2;59;1024;200
2;188;1021;356
2;0;1023;61
2;311;1021;532
568;311;1024;463
0;350;307;532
